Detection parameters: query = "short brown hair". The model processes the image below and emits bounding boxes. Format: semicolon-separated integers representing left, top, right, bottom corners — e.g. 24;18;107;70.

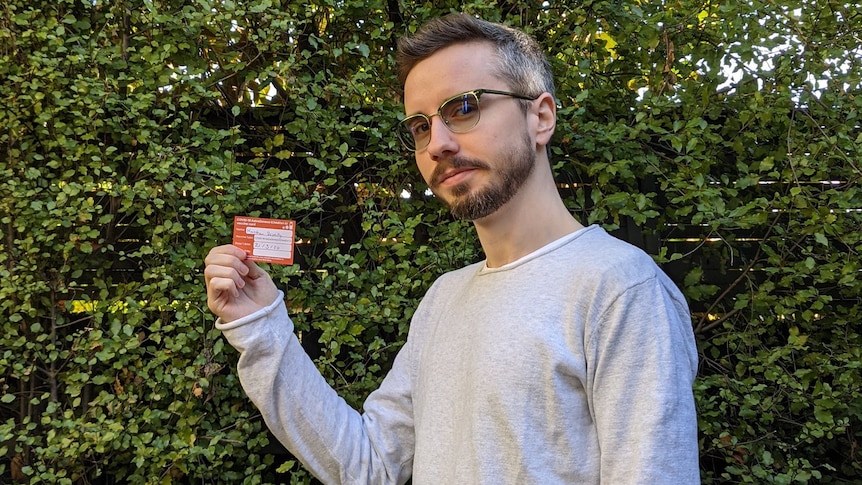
395;14;555;100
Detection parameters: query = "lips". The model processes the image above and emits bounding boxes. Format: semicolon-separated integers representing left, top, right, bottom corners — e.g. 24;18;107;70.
435;167;476;186
431;158;488;188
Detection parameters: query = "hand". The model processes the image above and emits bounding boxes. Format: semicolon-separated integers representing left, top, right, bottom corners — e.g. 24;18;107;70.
204;244;280;323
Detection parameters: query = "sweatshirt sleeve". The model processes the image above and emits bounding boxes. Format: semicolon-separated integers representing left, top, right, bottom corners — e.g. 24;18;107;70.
586;273;700;484
216;292;415;485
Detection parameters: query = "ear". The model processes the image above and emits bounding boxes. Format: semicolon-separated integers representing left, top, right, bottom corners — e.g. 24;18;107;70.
532;92;557;148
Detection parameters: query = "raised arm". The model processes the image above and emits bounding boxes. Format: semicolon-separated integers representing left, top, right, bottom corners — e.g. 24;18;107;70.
204;245;416;484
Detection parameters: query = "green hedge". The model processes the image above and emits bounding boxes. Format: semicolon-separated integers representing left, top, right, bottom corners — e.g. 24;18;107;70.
1;0;860;483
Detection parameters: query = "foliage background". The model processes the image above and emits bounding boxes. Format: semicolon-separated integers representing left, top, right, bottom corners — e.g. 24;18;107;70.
1;0;860;483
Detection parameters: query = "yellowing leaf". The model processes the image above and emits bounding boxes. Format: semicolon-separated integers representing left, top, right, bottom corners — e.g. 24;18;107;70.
595;31;618;53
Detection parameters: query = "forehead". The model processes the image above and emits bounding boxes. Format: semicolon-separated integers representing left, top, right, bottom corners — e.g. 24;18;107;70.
403;42;500;113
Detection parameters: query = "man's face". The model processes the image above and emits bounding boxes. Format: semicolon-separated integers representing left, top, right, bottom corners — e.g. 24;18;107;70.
402;42;537;221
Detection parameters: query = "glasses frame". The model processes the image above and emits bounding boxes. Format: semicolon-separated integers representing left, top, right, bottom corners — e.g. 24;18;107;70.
397;89;539;151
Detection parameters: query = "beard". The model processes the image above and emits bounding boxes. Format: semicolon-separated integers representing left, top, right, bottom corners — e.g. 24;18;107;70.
430;133;536;220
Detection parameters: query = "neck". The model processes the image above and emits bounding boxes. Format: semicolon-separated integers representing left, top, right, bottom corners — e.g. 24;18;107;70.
472;163;583;268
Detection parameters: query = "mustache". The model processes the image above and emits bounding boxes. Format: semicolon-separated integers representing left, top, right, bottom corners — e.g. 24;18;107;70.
430;157;491;186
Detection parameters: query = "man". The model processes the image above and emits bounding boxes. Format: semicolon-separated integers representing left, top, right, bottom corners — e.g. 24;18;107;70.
204;13;700;484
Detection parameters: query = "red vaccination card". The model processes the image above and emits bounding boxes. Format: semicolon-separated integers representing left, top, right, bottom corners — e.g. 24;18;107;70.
232;216;296;265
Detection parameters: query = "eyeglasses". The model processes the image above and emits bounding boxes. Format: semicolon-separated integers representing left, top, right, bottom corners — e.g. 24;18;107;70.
396;89;538;151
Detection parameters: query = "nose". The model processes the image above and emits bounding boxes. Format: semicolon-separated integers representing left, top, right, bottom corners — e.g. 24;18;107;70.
424;115;459;159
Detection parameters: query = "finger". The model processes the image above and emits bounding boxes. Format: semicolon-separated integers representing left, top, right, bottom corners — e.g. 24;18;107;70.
204;246;249;280
205;244;249;267
207;275;241;300
204;262;247;291
206;243;246;257
204;254;249;280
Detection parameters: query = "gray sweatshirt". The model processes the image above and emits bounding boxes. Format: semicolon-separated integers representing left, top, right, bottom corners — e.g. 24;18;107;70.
217;225;700;484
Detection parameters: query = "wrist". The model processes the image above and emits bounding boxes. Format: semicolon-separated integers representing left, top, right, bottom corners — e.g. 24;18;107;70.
216;291;285;330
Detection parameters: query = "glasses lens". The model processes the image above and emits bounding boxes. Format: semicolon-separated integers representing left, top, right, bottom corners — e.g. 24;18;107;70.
397;92;483;151
440;93;480;132
398;115;429;150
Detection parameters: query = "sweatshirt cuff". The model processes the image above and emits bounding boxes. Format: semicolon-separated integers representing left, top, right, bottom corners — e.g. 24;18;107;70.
215;291;285;331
